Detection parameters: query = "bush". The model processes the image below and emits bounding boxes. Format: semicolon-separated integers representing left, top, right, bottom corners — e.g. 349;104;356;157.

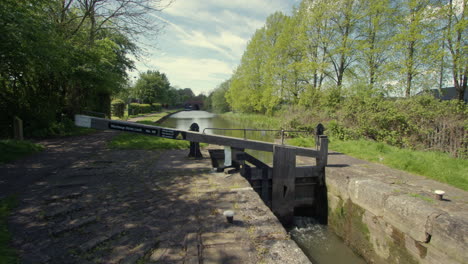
111;99;125;118
128;103;152;115
151;103;162;112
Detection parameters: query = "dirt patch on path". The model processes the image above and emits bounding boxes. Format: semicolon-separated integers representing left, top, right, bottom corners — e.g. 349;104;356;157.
3;132;310;263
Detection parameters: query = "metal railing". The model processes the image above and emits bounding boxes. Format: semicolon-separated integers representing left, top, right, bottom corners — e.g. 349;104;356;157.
202;127;313;145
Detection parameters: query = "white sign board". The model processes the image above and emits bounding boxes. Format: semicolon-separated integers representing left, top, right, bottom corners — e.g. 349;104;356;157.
75;115;91;128
224;146;232;167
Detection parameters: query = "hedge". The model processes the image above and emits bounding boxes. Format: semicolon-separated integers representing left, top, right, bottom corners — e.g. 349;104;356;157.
111;99;125;118
128;103;151;115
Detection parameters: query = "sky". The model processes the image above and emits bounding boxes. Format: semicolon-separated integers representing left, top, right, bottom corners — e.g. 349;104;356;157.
130;0;299;95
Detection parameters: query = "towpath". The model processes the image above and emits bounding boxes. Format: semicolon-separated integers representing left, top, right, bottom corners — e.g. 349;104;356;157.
1;131;310;263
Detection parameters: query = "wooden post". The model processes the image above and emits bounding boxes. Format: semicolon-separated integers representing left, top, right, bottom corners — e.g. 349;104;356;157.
13;116;23;140
316;135;328;167
272;145;296;226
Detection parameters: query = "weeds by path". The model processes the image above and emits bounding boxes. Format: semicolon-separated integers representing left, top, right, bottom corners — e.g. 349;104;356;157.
0;196;18;264
0;140;44;164
109;133;190;150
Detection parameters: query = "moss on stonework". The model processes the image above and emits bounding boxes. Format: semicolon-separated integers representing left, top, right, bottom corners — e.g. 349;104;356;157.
328;197;374;261
328;195;422;264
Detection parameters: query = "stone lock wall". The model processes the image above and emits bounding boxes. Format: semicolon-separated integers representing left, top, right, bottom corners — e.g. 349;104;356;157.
325;160;468;264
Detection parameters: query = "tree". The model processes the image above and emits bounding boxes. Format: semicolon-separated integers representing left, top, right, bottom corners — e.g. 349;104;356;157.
391;0;440;97
443;0;467;100
355;0;395;91
326;0;361;88
210;80;231;113
134;70;171;104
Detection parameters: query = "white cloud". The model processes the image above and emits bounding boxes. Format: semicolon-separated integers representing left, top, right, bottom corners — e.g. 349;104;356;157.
134;0;297;94
136;56;234;94
164;0;288;18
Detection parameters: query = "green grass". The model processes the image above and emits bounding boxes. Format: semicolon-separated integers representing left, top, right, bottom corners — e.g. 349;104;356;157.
0;196;18;264
0;140;44;164
108;132;190;150
112;109;182;121
287;136;468;191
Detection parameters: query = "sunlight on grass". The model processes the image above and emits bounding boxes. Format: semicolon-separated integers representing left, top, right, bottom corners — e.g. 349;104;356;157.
109;132;190;150
287;137;468;191
0;140;44;164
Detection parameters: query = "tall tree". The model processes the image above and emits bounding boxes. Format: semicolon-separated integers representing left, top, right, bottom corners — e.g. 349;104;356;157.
392;0;439;97
134;70;171;104
444;0;467;100
326;0;361;88
355;0;395;91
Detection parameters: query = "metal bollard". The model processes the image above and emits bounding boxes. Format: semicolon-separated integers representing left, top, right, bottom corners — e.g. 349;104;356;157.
188;123;203;158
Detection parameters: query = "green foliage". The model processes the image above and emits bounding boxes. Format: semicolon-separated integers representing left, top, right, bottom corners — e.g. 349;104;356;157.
29;118;96;138
207;80;231;113
151;103;162;112
133;71;171;105
0;196;18;263
0;0;139;138
128;103;152;115
0;140;44;164
111;99;125;118
109;133;189;150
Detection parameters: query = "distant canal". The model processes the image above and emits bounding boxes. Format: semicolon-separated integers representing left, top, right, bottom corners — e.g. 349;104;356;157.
160;110;278;163
160;110;366;264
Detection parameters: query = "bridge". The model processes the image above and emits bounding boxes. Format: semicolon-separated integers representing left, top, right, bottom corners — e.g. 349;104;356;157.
75;115;328;225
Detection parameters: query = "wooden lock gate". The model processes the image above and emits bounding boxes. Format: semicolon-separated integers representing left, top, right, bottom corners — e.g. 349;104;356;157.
75;115;328;226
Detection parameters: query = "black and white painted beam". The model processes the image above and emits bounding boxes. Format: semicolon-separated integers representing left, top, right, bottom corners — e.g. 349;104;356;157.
74;114;322;158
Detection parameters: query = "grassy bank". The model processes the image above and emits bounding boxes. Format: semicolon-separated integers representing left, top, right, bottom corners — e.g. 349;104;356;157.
0;140;44;164
288;137;468;191
109;109;191;150
109;133;190;150
0;196;18;264
112;109;181;121
221;113;467;191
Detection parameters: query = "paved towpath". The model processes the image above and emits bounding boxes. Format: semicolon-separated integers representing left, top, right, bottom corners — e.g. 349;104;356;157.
2;132;310;263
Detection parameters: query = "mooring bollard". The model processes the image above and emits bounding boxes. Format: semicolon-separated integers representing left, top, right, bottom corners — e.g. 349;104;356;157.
188;123;203;158
315;123;324;149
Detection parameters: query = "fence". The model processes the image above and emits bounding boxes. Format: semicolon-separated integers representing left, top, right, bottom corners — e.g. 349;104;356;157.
425;120;467;158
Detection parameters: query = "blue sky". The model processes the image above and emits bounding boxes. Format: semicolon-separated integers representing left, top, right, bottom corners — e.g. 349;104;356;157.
130;0;299;95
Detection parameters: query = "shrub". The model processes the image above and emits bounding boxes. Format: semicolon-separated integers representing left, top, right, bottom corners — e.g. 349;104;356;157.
128;103;152;115
151;103;162;112
111;99;125;118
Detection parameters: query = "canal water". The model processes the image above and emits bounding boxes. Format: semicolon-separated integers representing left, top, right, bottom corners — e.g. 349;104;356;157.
160;110;366;264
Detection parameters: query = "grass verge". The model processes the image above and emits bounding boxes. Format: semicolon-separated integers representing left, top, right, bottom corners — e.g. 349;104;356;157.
108;133;190;150
0;140;44;164
287;137;468;191
0;196;18;264
112;109;182;122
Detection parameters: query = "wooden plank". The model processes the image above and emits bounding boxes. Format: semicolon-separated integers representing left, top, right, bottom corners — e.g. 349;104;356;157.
75;115;319;157
272;145;296;226
316;135;328;167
